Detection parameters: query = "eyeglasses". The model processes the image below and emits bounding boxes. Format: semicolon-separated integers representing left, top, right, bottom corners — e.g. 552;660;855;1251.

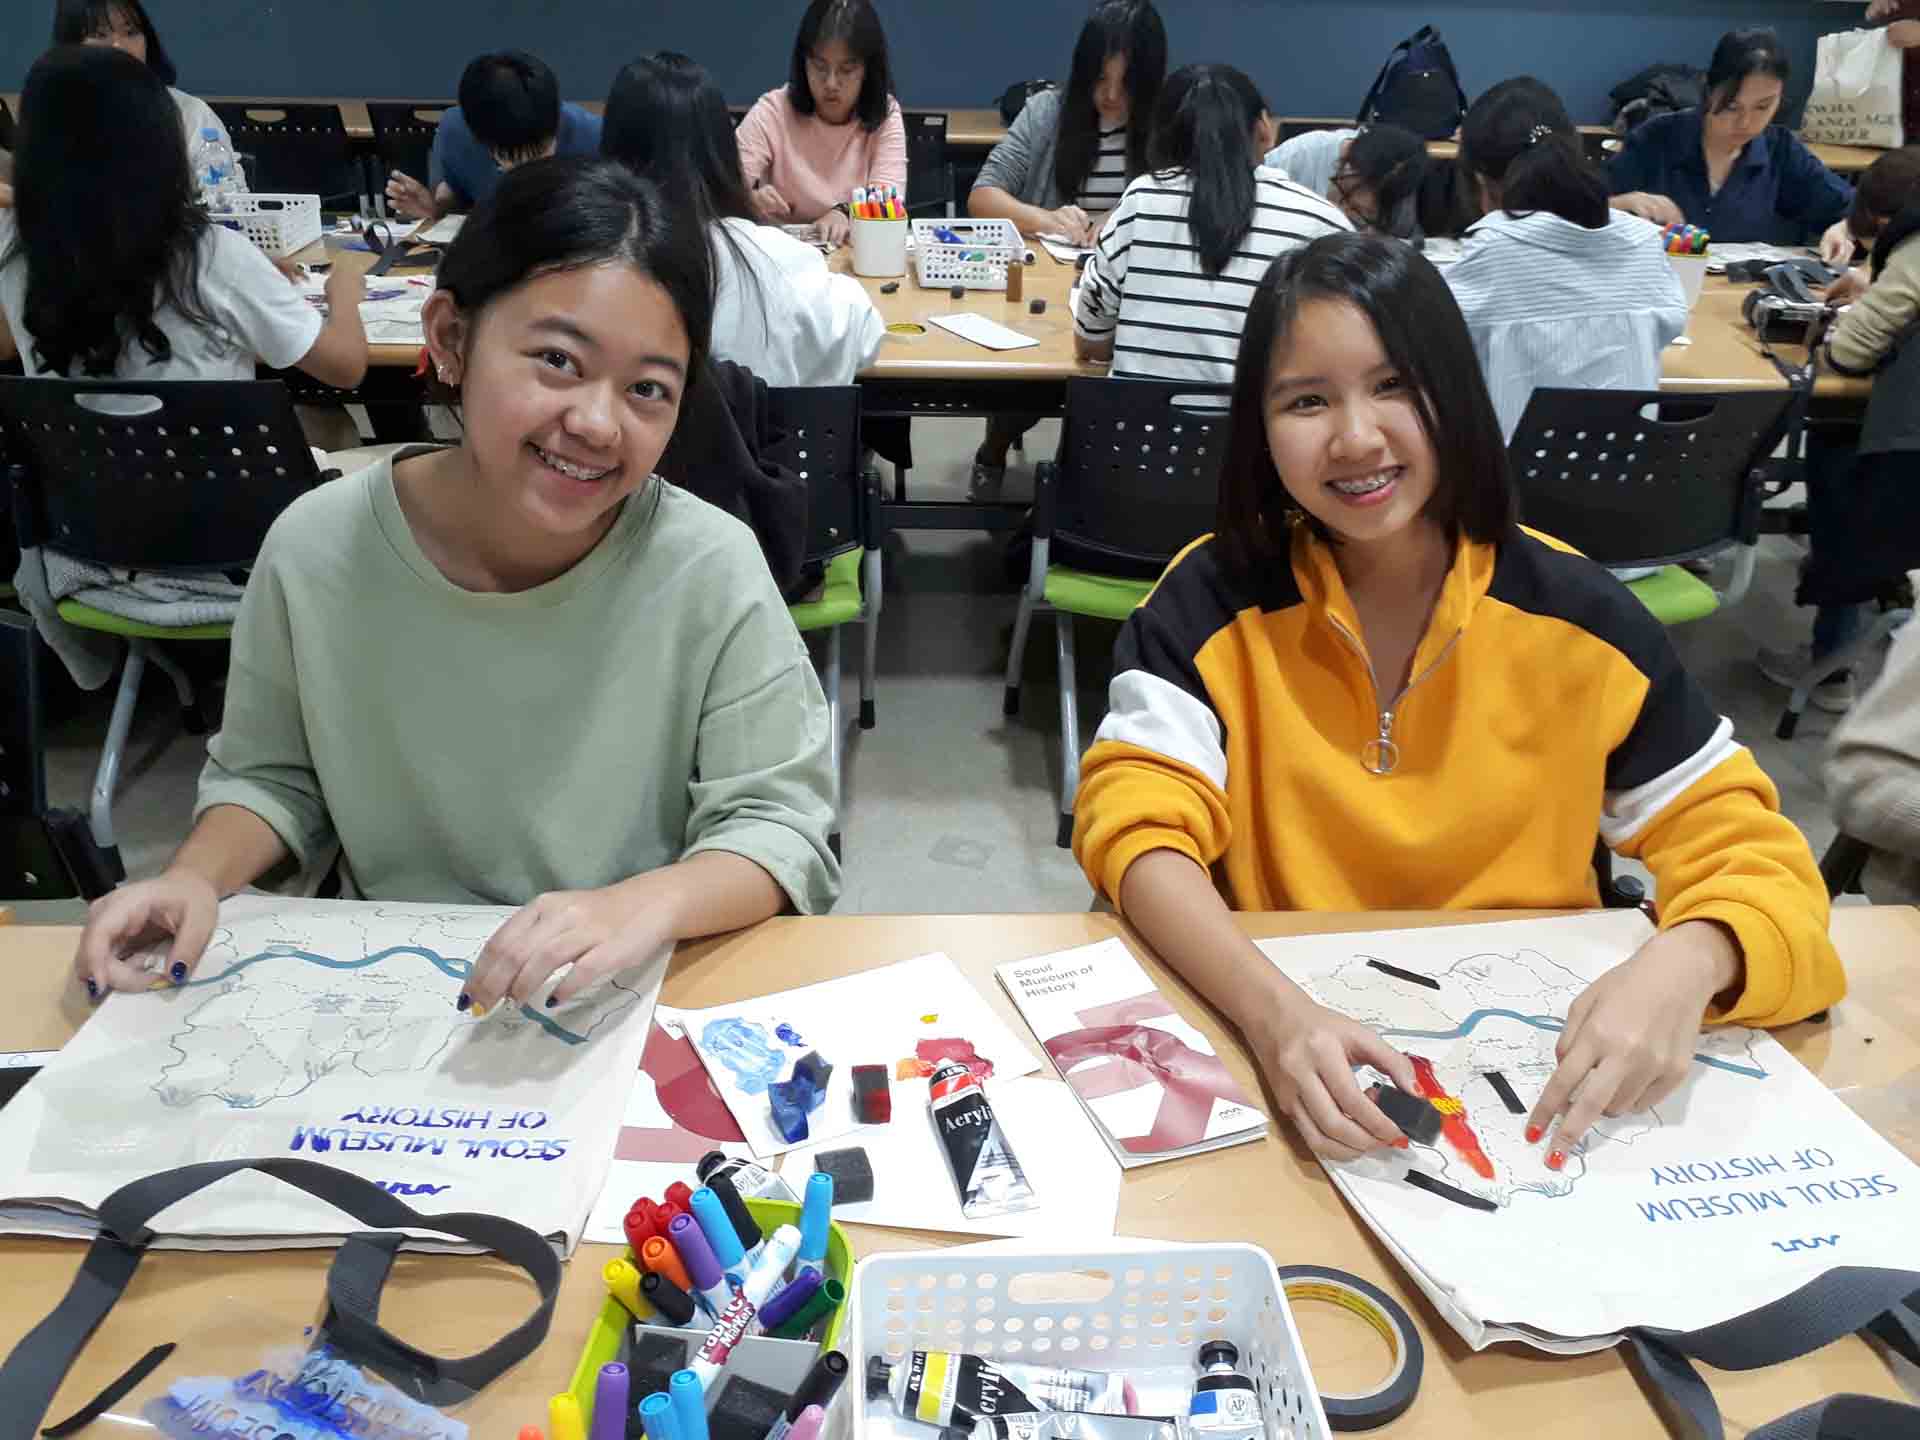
1330;171;1380;228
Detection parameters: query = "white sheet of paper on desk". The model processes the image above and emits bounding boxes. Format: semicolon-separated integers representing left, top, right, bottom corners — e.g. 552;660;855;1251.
0;896;660;1253
1256;911;1920;1351
1036;232;1095;264
417;214;465;245
1708;242;1810;265
776;1076;1120;1239
681;952;1041;1158
926;313;1041;351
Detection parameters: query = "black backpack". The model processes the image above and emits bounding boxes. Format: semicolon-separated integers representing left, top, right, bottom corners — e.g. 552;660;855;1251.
1357;26;1467;140
997;80;1057;126
1609;64;1705;133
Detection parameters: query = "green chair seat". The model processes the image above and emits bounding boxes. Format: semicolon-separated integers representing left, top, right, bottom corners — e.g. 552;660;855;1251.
1043;566;1154;621
787;548;863;632
1626;565;1719;627
54;600;233;642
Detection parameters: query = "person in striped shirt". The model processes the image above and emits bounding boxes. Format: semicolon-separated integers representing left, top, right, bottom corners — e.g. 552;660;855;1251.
1072;65;1350;392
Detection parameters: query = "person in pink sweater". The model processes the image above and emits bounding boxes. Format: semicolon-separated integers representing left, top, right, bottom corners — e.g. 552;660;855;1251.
736;0;907;247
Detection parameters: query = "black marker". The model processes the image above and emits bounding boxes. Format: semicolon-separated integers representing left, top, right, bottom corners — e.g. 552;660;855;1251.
1367;958;1440;991
765;1351;848;1440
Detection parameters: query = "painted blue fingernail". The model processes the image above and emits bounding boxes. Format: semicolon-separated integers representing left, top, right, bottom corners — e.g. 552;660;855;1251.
85;978;100;1001
456;992;471;1012
170;962;187;983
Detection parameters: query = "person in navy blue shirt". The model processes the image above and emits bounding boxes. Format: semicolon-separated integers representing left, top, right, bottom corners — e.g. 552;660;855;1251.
1609;28;1855;259
385;51;603;222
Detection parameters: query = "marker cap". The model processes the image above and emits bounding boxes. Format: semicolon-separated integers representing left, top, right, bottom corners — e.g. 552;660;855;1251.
758;1268;824;1332
690;1186;746;1271
638;1391;681;1440
669;1210;724;1292
708;1172;763;1251
643;1268;699;1326
666;1180;696;1212
798;1171;833;1266
671;1368;709;1440
789;1350;850;1420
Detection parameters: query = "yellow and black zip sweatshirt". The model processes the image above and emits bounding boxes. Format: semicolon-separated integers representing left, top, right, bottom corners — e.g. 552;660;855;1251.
1073;524;1844;1029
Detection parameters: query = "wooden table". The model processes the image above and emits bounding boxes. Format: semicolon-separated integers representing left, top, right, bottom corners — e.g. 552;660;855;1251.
1;907;1917;1434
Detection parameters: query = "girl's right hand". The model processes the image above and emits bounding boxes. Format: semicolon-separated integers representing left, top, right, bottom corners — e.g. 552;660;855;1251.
1251;994;1420;1160
73;871;220;999
384;170;438;222
1612;192;1685;227
751;183;794;222
1048;204;1093;245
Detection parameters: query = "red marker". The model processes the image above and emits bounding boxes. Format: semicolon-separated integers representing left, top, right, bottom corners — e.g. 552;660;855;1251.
666;1181;695;1211
624;1201;660;1253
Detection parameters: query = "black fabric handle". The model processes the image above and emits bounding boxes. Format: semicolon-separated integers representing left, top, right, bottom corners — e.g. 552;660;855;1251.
1627;1267;1920;1440
0;1157;561;1439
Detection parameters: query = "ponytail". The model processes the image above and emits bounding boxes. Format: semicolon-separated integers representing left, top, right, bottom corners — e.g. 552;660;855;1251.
1460;77;1608;230
1149;64;1266;276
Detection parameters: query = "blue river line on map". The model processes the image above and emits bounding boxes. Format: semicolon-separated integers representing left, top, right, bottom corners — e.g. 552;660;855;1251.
1378;1007;1769;1080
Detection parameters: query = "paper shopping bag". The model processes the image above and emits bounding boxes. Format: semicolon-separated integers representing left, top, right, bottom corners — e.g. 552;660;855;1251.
1803;28;1904;149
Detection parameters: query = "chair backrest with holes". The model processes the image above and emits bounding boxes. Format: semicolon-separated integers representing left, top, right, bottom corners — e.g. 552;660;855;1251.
764;385;863;566
902;110;951;215
1505;387;1795;568
0;378;324;572
1049;377;1233;568
211;102;363;205
366;103;448;191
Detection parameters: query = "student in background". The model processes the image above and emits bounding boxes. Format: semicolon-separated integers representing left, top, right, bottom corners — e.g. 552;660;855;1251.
1318;125;1432;238
965;0;1166;497
1757;147;1920;713
386;51;603;222
737;0;906;250
1074;230;1842;1166
1074;65;1349;390
72;156;840;1003
1446;79;1687;438
603;52;882;387
1265;125;1357;204
1608;28;1854;257
1827;578;1920;904
52;0;236;166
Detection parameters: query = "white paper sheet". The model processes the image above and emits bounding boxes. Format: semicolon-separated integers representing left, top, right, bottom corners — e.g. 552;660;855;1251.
1257;912;1920;1347
777;1076;1120;1239
925;313;1041;351
417;215;466;245
0;897;659;1253
1036;233;1095;264
681;953;1040;1159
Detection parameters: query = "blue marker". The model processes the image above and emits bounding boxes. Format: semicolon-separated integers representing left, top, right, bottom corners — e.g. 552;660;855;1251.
797;1171;833;1277
639;1391;681;1440
690;1186;747;1289
670;1368;708;1440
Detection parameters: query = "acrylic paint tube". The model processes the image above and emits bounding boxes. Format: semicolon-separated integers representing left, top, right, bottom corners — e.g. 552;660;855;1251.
688;1224;801;1389
866;1353;1136;1433
928;1061;1038;1219
972;1416;1184;1440
697;1151;800;1204
1186;1343;1260;1440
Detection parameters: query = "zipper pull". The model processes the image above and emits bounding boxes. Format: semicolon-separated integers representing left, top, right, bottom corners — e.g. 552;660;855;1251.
1362;709;1400;776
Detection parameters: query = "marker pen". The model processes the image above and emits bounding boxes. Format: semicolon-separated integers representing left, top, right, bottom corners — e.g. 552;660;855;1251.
549;1392;587;1440
671;1368;709;1440
642;1234;695;1295
638;1391;681;1440
592;1363;630;1440
670;1211;736;1317
768;1278;844;1341
519;1430;546;1440
643;1269;700;1328
690;1186;748;1289
797;1171;833;1276
625;1202;662;1255
688;1225;802;1390
764;1351;848;1440
666;1180;695;1212
757;1269;823;1334
604;1258;655;1321
708;1172;766;1270
787;1406;826;1440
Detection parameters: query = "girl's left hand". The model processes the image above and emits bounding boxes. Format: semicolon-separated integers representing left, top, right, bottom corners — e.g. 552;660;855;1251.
817;208;852;247
1526;920;1742;1167
1819;219;1859;268
463;888;672;1013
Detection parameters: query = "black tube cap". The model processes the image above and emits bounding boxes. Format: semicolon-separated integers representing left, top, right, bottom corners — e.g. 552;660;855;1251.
866;1356;895;1400
642;1268;698;1326
1198;1340;1240;1370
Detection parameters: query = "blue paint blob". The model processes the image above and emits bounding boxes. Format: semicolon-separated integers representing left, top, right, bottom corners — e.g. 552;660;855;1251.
702;1017;785;1095
776;1022;806;1047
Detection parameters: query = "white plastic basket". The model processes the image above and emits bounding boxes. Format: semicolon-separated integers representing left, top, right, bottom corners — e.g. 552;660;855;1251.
849;1242;1330;1440
210;193;323;259
912;216;1023;291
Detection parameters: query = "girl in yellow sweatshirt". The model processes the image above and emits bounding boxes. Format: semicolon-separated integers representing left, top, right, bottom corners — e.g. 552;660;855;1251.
1073;231;1842;1171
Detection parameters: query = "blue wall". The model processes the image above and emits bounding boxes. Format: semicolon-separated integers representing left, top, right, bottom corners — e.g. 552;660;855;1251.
0;2;1875;125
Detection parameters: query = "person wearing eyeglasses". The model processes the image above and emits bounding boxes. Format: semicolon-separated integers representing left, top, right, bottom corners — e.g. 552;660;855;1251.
735;0;906;250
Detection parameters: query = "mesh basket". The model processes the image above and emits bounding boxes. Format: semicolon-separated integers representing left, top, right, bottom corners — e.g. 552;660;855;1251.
850;1242;1330;1440
913;217;1023;291
210;193;323;259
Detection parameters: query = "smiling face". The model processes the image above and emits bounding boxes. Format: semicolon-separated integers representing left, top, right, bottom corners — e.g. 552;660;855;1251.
428;262;690;551
1263;297;1440;553
806;38;865;125
1705;74;1783;151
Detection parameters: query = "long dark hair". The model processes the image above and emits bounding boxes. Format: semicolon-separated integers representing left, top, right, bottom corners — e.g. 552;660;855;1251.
1148;65;1269;277
4;45;213;377
1460;77;1608;230
1216;233;1515;576
51;0;175;87
434;156;715;379
1706;28;1789;113
1052;0;1166;203
1337;125;1430;237
786;0;895;131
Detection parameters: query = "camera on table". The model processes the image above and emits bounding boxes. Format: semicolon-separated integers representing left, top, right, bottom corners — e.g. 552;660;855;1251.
1742;288;1831;345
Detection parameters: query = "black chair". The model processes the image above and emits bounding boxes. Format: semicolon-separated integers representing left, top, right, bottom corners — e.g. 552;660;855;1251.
1;378;330;884
902;109;953;217
212;101;366;208
1820;832;1873;898
0;609;93;899
1003;377;1232;846
764;385;883;858
366;101;449;197
1507;387;1797;627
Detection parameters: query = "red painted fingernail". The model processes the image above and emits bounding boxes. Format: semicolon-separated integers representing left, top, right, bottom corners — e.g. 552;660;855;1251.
1546;1150;1566;1171
1525;1125;1543;1144
1392;1136;1409;1149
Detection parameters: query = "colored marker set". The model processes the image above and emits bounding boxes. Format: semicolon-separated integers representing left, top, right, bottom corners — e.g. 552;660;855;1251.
1661;222;1709;255
852;183;905;220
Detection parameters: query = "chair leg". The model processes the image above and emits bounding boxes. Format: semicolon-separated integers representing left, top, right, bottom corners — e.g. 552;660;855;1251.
893;465;907;504
90;644;146;858
1004;590;1037;716
824;626;844;830
1776;608;1911;740
145;643;205;735
859;549;881;731
1054;611;1081;849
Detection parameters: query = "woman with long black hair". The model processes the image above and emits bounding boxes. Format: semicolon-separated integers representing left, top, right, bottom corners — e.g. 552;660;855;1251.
50;0;237;167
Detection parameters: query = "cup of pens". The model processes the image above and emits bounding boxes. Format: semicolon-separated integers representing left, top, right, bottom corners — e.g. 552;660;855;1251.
1661;222;1711;311
849;183;908;278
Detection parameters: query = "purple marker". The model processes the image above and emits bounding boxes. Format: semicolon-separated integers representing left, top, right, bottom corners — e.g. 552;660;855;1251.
592;1362;630;1440
669;1210;735;1317
757;1268;824;1334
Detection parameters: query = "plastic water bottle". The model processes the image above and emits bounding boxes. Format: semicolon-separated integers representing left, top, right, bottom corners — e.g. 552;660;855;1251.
191;126;241;210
